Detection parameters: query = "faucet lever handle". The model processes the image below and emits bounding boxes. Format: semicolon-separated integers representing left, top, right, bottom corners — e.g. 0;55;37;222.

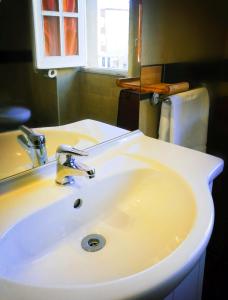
56;144;89;157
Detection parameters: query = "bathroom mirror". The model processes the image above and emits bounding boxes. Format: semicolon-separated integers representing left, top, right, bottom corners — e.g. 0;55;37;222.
0;0;141;181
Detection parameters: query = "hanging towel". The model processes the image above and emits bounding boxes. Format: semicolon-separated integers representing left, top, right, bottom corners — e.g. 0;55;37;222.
158;87;209;152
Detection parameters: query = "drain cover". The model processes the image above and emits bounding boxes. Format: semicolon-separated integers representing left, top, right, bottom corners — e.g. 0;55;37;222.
81;234;106;252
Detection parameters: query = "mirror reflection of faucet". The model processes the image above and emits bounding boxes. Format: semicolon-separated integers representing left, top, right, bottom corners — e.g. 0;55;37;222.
55;144;95;185
17;125;48;167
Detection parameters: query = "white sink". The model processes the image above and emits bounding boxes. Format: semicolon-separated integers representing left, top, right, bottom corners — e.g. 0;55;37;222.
0;169;195;285
0;130;223;300
0;119;127;179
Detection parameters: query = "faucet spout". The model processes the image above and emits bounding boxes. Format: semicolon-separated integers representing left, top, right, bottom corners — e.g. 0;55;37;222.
55;144;95;185
17;125;48;167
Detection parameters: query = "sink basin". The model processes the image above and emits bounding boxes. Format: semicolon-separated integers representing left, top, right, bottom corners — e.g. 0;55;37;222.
0;169;195;285
0;119;127;180
0;130;223;300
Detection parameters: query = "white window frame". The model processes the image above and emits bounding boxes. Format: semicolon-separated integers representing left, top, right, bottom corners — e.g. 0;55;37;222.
32;0;86;69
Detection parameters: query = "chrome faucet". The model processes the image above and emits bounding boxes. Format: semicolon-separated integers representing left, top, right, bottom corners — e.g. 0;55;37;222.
55;144;95;185
17;125;48;167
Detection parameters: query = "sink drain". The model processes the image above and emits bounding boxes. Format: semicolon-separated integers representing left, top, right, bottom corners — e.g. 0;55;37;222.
73;198;82;209
81;234;106;252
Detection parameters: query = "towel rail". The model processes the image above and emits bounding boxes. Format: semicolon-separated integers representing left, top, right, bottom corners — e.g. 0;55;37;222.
150;93;171;106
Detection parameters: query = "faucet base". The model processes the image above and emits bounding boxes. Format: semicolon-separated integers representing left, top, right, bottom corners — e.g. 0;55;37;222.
56;176;75;185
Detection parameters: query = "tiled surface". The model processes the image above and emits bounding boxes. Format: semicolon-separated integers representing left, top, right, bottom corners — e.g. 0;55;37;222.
57;68;80;125
78;71;122;125
30;67;59;127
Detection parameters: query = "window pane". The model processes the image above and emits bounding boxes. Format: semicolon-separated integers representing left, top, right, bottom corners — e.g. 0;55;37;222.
42;0;59;11
64;18;78;55
97;0;129;69
63;0;78;12
43;16;61;56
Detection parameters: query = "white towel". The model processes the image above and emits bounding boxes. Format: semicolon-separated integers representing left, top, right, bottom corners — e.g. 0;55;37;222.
158;87;209;152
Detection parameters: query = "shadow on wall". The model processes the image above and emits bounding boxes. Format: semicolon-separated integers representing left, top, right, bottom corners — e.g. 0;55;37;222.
202;58;228;299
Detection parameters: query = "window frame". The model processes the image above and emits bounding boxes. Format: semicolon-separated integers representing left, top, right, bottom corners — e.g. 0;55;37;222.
32;0;86;69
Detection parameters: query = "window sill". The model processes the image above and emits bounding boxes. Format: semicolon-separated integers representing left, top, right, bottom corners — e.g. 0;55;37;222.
80;67;128;77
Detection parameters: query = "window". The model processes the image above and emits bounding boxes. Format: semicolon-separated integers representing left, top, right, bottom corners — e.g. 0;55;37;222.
87;0;129;70
97;0;129;69
32;0;86;69
32;0;129;70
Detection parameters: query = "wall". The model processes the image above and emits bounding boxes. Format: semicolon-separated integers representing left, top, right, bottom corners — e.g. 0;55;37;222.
224;30;228;59
0;0;124;128
128;0;140;77
1;0;226;128
30;70;59;127
0;62;59;128
54;69;122;126
0;63;32;108
0;0;135;129
44;67;124;126
0;0;31;51
0;0;32;114
77;71;122;125
40;67;124;127
56;69;80;125
0;0;59;128
141;0;226;65
140;0;227;139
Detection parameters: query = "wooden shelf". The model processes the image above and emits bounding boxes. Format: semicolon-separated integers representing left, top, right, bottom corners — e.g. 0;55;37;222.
117;80;189;95
116;65;189;95
116;77;141;92
116;66;163;93
141;82;189;95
